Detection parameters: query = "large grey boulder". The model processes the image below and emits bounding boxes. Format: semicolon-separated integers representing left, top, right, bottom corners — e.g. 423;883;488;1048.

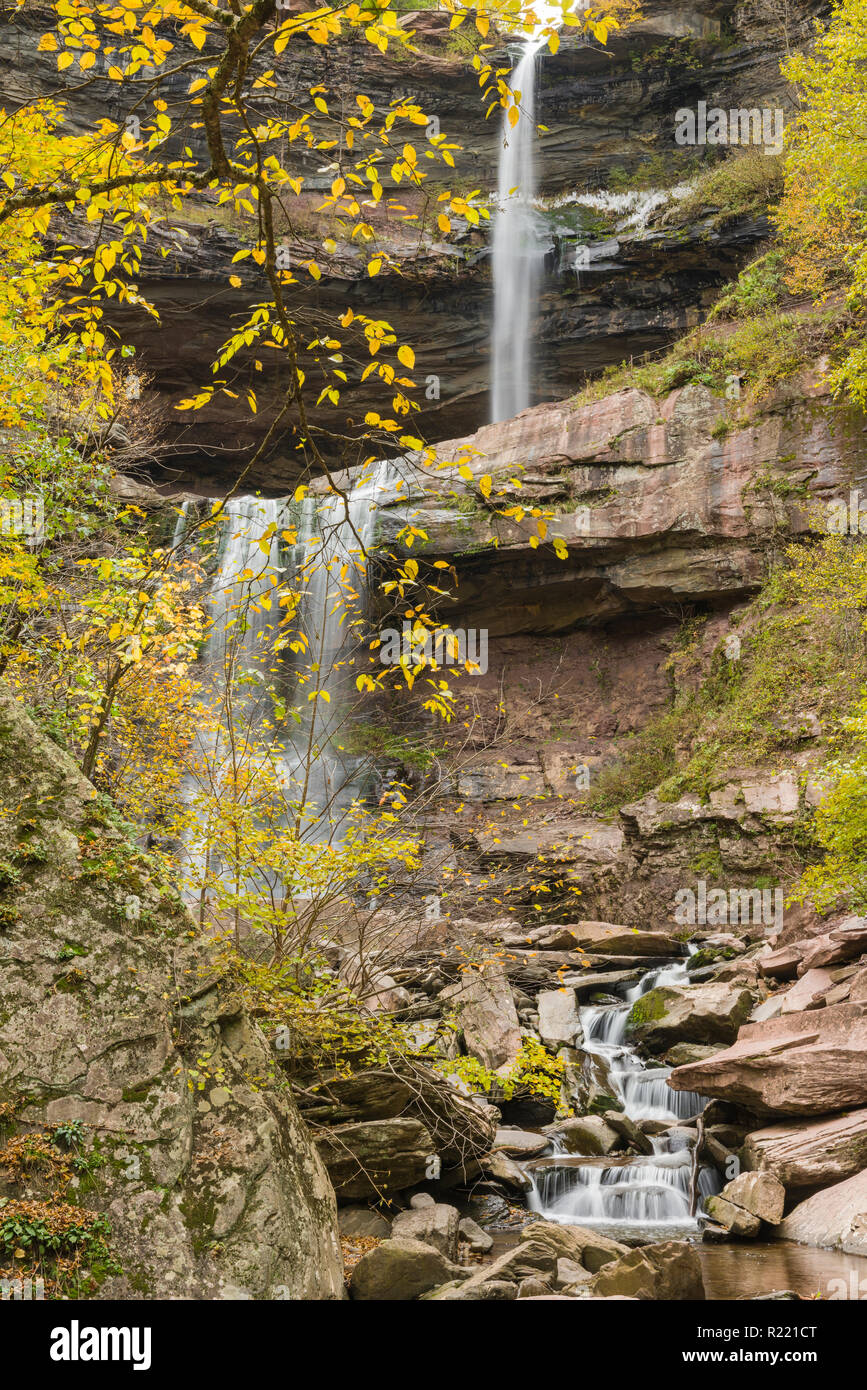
392;1202;460;1259
564;921;684;957
439;959;522;1071
705;1171;785;1236
626;982;755;1050
589;1241;705;1300
349;1237;464;1300
544;1115;621;1155
537;988;582;1047
0;689;343;1300
315;1118;434;1201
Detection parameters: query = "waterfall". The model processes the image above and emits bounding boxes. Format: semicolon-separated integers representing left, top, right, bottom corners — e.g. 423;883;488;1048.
529;952;721;1232
204;494;288;706
176;463;399;843
281;458;399;831
490;38;545;423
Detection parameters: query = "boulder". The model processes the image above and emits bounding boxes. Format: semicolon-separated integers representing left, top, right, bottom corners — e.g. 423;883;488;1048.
518;1277;552;1298
305;1069;413;1122
602;1109;654;1155
409;1192;435;1209
493;1127;550;1159
705;1171;785;1234
759;944;803;981
563;921;684;957
481;1151;533;1192
392;1202;460;1259
797;918;867;974
779;968;835;1014
744;1109;867;1187
349;1237;465;1300
424;1279;518;1301
337;1206;392;1238
517;1220;628;1274
315;1118;434;1201
724;1170;786;1224
589;1241;705;1299
625;982;755;1050
0;690;342;1300
777;1169;867;1255
458;1216;493;1253
439;959;522;1071
668;1003;867;1116
555;1257;592;1289
704;1196;762;1237
544;1115;621;1155
537;987;582;1047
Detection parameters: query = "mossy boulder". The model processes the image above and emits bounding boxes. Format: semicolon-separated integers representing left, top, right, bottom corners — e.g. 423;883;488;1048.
625;982;755;1052
0;688;342;1299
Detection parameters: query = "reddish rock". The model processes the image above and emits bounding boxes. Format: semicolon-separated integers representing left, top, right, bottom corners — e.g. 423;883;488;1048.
777;1169;867;1254
744;1109;867;1187
668;1002;867;1117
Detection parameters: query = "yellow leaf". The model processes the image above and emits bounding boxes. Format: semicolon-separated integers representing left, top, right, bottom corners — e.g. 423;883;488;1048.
188;25;207;50
367;258;382;276
437;213;451;234
479;474;492;499
58;51;74;70
397;344;415;369
229;274;242;287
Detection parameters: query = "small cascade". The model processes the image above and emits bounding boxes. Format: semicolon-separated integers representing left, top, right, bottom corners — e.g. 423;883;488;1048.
490;37;545;423
529;953;721;1234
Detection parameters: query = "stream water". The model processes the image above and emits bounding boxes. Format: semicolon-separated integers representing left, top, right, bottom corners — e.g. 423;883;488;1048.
528;955;722;1237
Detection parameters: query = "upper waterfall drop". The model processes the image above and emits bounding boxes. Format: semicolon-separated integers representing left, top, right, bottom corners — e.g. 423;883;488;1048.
490;37;545;424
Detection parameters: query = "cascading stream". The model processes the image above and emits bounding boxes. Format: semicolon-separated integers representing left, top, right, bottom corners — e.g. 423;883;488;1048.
529;954;720;1233
490;36;545;423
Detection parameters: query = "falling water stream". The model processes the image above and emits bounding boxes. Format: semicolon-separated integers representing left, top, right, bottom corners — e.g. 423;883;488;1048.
172;459;401;877
490;37;545;422
529;955;721;1235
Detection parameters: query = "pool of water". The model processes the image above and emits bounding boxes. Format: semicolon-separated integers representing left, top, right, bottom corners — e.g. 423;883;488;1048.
698;1242;867;1301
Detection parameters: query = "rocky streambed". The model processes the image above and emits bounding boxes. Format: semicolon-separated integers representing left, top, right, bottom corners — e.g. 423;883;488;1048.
302;916;867;1300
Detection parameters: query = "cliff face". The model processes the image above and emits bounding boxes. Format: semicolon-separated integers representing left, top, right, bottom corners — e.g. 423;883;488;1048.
0;1;821;482
0;690;343;1299
372;368;863;635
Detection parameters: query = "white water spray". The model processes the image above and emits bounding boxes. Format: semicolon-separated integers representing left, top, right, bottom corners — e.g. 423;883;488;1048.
491;38;545;423
529;952;720;1231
